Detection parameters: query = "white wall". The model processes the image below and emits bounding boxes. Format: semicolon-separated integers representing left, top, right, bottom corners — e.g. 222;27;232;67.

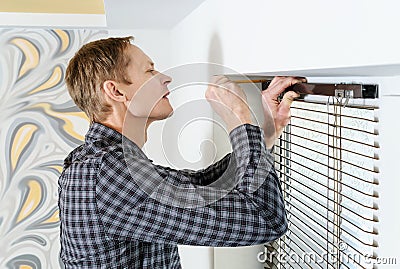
172;0;400;73
109;29;171;73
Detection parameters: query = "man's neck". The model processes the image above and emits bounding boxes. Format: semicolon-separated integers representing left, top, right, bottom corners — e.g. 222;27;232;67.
123;115;152;148
101;114;152;148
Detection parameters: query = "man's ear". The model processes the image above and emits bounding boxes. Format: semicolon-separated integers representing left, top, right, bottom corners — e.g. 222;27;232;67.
102;80;126;102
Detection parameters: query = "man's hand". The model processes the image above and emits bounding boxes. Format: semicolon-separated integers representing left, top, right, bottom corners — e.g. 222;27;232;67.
206;76;252;133
262;76;307;149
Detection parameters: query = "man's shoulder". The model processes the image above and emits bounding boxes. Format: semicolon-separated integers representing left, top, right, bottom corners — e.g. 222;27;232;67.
64;141;124;167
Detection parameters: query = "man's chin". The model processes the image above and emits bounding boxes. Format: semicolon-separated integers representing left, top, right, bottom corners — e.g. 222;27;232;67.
160;109;174;120
152;108;174;121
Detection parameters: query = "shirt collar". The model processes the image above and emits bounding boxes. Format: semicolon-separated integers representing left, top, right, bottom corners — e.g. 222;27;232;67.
85;122;124;145
84;122;149;160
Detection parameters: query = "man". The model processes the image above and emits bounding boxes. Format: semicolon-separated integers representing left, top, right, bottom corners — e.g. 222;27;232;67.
59;36;304;268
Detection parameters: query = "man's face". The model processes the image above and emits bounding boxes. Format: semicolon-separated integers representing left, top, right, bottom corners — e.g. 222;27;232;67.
121;45;173;121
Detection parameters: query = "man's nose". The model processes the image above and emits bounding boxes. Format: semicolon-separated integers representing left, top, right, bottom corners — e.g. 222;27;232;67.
161;72;172;85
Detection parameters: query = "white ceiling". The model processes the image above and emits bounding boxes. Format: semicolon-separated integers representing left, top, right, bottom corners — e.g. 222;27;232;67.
104;0;206;29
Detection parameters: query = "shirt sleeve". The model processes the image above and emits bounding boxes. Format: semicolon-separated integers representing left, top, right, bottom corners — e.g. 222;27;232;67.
96;124;287;247
153;153;232;186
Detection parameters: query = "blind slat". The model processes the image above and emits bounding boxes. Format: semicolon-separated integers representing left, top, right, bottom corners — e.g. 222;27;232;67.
276;161;379;214
276;144;379;182
288;123;378;149
277;138;379;176
276;154;378;198
291;115;378;136
287;187;377;235
291;105;378;123
281;131;379;160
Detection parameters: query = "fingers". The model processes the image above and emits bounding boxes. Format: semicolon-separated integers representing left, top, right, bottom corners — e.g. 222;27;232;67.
206;76;252;132
269;76;307;87
274;90;299;126
213;76;239;93
265;76;307;100
210;75;229;87
207;75;245;100
280;90;300;107
206;76;228;101
260;77;305;146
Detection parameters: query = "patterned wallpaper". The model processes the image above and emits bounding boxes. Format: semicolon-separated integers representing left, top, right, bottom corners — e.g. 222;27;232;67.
0;29;106;269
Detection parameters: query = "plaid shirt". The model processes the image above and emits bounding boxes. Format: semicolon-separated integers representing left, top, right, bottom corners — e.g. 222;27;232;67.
58;122;287;269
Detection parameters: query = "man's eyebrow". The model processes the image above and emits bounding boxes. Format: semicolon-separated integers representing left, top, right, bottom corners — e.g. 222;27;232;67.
144;61;154;71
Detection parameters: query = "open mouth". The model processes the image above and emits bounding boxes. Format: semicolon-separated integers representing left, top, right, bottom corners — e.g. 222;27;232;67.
162;92;170;98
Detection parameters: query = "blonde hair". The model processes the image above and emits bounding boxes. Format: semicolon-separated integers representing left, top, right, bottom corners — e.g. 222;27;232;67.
65;36;133;123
